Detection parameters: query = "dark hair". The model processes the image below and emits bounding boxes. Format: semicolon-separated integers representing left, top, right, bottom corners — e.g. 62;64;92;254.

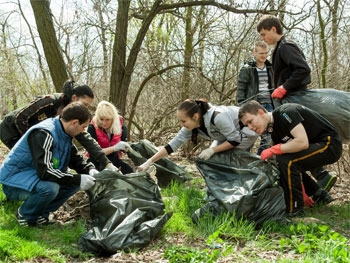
178;99;210;144
61;101;92;124
257;15;283;35
178;99;210;118
62;79;94;106
238;100;267;120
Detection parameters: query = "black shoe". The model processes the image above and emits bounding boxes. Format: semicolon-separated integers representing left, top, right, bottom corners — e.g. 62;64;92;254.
16;209;52;227
16;209;37;227
317;171;337;192
287;209;305;218
36;216;53;225
313;189;334;205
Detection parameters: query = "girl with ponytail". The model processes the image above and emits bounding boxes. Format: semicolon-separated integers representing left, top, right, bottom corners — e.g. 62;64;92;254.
138;99;258;171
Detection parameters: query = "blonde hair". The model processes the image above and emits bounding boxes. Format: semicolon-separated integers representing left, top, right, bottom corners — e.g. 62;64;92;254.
93;100;122;134
254;41;268;51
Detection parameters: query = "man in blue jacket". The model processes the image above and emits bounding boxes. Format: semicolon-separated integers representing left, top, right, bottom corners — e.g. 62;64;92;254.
0;102;97;227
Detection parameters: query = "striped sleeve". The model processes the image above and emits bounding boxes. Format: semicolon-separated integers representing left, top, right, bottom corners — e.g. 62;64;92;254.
28;129;80;186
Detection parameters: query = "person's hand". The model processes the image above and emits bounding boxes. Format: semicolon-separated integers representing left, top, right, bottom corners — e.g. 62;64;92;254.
271;86;287;99
302;183;314;207
137;159;153;172
89;168;99;176
260;144;283;161
105;163;123;174
113;141;130;152
198;148;215;160
80;174;96;190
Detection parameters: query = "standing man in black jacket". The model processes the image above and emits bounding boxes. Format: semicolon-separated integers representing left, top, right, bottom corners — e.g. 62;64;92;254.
257;15;311;98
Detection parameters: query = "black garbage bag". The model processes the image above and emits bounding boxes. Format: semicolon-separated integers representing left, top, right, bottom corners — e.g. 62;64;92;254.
274;88;350;143
127;139;192;187
78;170;172;256
193;150;287;228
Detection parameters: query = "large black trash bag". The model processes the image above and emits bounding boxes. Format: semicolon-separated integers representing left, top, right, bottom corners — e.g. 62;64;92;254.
274;88;350;143
78;170;172;256
127;139;192;187
193;150;287;228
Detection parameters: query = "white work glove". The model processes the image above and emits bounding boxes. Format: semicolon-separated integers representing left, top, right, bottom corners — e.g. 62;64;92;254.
80;174;96;190
89;168;99;176
113;141;130;152
105;162;123;174
137;159;153;172
210;140;219;148
198;148;215;160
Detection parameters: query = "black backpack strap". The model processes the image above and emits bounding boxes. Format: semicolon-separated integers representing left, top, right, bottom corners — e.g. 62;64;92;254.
210;111;220;125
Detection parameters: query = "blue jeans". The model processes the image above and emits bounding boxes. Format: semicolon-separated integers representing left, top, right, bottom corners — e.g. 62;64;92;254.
257;103;273;155
3;181;79;223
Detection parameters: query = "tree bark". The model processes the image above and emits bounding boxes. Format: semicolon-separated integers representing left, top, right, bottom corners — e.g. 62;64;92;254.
181;6;193;101
30;0;68;91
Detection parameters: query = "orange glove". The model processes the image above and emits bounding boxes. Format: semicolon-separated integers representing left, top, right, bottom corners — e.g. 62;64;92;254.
271;86;287;99
260;144;283;161
302;183;314;207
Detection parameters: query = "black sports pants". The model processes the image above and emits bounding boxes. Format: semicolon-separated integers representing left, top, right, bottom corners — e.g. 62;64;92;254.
276;135;342;213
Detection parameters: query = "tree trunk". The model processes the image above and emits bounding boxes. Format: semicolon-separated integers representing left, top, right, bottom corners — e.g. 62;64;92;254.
30;0;68;91
110;0;163;115
330;0;339;88
181;6;193;101
317;0;328;88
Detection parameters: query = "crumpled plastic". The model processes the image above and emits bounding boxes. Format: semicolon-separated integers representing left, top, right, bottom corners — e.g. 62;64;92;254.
274;88;350;143
193;150;287;228
128;139;192;187
78;170;172;256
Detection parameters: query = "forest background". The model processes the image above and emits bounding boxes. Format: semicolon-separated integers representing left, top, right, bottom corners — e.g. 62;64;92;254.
0;1;349;262
0;0;349;147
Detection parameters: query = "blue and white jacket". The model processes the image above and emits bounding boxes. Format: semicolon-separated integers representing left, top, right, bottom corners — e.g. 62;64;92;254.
0;116;90;191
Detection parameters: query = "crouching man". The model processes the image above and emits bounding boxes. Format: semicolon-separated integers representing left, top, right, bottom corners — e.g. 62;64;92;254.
238;101;342;217
0;102;97;226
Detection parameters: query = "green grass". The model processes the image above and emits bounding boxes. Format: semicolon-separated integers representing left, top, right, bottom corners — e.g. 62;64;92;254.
0;191;90;262
0;177;349;262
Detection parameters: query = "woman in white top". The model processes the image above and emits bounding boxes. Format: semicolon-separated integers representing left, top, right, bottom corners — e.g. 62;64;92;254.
138;99;258;171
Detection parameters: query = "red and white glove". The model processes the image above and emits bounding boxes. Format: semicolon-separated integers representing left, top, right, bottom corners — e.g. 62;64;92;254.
271;86;287;99
302;183;314;207
260;144;283;161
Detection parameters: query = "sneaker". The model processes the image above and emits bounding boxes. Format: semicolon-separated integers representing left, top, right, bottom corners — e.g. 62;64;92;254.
36;216;52;225
16;209;36;227
16;209;51;227
313;189;335;205
317;171;337;192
